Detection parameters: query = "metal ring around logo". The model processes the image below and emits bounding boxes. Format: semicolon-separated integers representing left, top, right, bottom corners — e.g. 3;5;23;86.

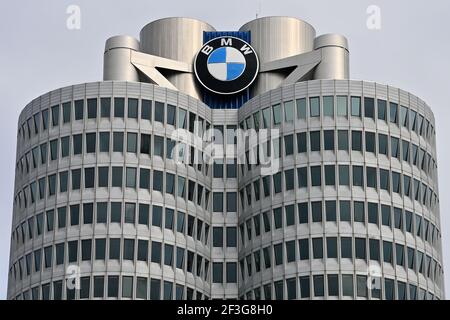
194;36;259;95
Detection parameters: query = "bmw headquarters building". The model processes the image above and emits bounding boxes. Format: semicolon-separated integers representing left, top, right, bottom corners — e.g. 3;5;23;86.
7;16;445;301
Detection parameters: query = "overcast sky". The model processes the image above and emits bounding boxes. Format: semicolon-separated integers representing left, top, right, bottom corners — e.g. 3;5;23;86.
0;0;449;299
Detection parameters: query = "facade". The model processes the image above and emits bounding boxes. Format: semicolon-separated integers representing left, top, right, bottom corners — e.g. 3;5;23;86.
7;16;444;300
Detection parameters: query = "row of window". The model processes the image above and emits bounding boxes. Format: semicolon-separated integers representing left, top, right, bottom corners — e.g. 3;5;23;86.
240;274;438;300
14;168;223;213
239;165;439;210
12;202;216;248
241;130;437;178
238;201;441;248
237;238;442;283
19;98;209;142
13;276;208;300
12;273;440;300
11;238;214;283
16;128;437;184
240;96;436;144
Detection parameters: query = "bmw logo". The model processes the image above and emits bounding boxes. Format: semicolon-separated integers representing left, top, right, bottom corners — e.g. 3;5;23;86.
194;37;259;95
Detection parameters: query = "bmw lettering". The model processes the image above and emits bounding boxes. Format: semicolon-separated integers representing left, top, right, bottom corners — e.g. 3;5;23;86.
194;37;259;95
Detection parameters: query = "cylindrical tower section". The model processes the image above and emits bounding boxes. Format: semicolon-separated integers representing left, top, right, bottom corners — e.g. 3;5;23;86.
139;17;216;100
103;36;141;82
313;34;350;80
237;80;444;300
239;16;316;97
7;81;213;300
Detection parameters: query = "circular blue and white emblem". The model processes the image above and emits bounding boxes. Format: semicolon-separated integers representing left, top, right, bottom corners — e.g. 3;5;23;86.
195;36;259;95
207;47;246;82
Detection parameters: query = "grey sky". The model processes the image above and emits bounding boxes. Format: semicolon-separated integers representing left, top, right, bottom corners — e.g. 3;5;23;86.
0;0;449;299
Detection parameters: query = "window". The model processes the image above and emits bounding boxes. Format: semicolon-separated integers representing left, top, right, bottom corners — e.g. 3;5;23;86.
339;165;349;186
339;201;351;222
299;276;310;298
74;100;84;120
61;136;70;158
310;166;321;187
297;132;307;153
164;244;173;266
128;98;138;119
141;100;152;121
355;238;366;260
378;99;387;121
213;227;223;247
383;241;393;264
68;240;78;263
101;98;111;118
325;201;337;222
351;96;361;117
391;137;400;159
285;135;294;156
352;131;362;151
370;239;380;262
401;106;409;128
324;130;334;151
213;192;223;212
310;97;320;117
323;96;334;117
51;105;60;126
92;276;105;298
284;100;294;122
367;167;377;189
313;275;324;297
272;104;281;125
352;166;363;187
152;206;162;228
341;237;352;259
338;130;348;151
84;168;95;189
297;98;307;119
99;132;110;153
113;132;123;153
71;169;81;190
298;167;307;188
364;97;375;119
342;275;354;297
98;167;109;188
226;227;237;247
379;134;388;155
126;167;136;188
366;132;375;154
312;238;323;259
167;104;176;126
138;204;149;226
114;98;125;118
226;192;237;213
354;201;365;223
127;133;137;153
154;136;164;158
368;202;378;225
390;102;398;124
226;263;237;283
325;165;335;186
110;202;121;224
213;262;223;283
274;243;283;265
310;131;321;151
87;98;97;119
125;203;136;224
73;134;82;155
155;101;165;124
151;241;161;264
327;237;338;259
107;276;119;298
112;167;123;188
62;102;71;123
337;96;348;116
312;201;322;223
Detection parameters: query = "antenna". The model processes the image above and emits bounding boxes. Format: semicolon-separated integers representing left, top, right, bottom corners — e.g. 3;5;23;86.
256;1;262;19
